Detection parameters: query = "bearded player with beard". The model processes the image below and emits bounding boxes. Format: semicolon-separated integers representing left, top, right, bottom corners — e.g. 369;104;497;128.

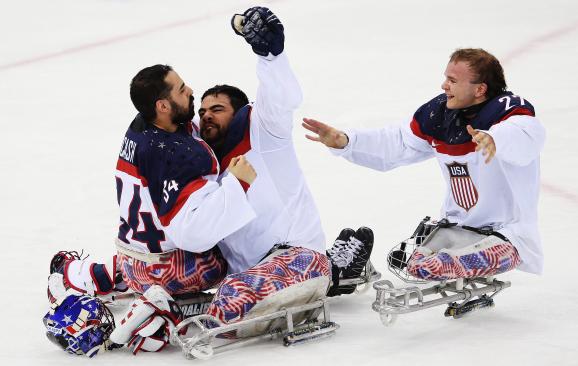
111;64;259;295
51;64;259;299
191;6;376;330
44;63;262;355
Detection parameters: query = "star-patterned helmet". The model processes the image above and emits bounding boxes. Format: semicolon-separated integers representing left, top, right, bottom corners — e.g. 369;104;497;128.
43;293;116;357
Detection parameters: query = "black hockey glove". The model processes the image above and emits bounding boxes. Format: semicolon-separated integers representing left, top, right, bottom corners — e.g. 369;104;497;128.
231;6;285;57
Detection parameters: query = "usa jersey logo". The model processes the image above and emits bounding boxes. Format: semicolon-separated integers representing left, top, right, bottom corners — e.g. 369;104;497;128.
446;162;478;211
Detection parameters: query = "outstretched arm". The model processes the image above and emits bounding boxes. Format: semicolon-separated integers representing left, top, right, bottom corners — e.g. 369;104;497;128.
302;116;434;172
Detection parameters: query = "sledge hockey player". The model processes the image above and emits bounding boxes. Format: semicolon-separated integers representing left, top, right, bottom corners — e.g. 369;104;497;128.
303;48;545;280
191;6;376;328
44;69;258;355
44;6;375;356
45;65;259;300
44;39;260;359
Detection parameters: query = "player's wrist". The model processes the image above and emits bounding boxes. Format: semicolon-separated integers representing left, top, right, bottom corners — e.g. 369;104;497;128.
335;132;349;149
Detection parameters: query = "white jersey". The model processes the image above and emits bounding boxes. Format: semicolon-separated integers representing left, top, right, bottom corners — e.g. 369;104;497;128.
213;53;326;274
331;93;546;274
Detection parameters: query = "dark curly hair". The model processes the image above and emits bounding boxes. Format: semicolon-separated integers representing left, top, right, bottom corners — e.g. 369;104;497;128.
201;84;249;114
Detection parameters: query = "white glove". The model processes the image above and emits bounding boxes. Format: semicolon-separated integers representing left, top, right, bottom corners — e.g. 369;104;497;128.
109;285;182;354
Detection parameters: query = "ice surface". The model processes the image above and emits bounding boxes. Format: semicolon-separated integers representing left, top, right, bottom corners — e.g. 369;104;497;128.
1;0;577;364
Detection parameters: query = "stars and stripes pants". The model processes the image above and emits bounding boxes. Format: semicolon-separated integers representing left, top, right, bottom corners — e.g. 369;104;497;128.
206;247;330;327
118;247;227;295
407;227;521;281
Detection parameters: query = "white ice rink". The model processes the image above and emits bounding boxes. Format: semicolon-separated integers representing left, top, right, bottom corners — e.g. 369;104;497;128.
1;0;577;364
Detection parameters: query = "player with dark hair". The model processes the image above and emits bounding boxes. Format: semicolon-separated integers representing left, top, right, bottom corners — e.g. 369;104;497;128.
188;7;378;329
45;47;260;357
48;64;258;298
194;7;333;328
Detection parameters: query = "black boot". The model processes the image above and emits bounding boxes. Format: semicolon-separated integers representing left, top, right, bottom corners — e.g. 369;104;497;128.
327;227;374;296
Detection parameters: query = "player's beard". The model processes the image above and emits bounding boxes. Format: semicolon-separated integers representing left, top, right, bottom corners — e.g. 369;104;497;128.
170;95;195;127
200;121;226;149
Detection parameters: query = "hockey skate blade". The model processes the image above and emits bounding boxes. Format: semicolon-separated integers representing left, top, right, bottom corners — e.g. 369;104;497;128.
444;297;495;319
283;322;339;346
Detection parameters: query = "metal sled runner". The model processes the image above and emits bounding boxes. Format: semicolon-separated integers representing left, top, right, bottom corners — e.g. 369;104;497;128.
170;298;339;360
372;276;511;326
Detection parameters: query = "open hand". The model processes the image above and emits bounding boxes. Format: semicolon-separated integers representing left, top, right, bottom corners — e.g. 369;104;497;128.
467;125;496;164
302;118;349;149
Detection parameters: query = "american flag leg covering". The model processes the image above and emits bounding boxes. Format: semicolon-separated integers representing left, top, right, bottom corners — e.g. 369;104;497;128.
407;235;521;281
206;247;330;328
117;247;227;295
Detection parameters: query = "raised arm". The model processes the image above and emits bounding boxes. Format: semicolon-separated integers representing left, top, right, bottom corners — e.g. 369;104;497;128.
232;7;302;139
